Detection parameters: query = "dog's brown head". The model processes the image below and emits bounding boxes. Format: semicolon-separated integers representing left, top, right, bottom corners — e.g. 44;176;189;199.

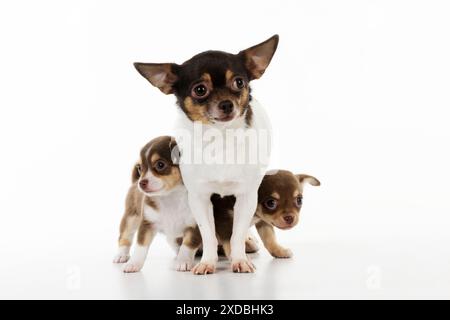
134;35;279;125
132;136;182;196
257;170;320;230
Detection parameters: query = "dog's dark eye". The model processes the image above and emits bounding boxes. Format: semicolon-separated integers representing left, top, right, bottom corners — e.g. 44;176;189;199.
192;83;209;99
295;196;303;207
264;198;278;210
231;77;245;91
136;164;142;175
154;160;167;172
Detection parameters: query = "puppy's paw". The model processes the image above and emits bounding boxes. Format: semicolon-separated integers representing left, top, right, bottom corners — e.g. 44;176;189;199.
245;237;260;253
175;258;194;272
270;247;293;259
192;261;216;275
113;253;130;264
123;261;144;273
231;258;256;273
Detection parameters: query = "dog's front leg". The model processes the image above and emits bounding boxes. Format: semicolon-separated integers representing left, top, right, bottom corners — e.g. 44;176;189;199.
188;193;218;275
230;191;258;273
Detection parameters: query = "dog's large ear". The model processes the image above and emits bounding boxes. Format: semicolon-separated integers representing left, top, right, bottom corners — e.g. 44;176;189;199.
296;174;321;187
169;137;181;165
131;163;142;183
239;35;279;80
133;63;179;94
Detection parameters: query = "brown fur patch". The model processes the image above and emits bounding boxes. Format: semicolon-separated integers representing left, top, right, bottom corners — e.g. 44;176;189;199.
119;238;131;247
201;73;213;87
137;219;155;246
183;226;202;249
255;220;291;258
271;192;280;200
225;70;234;83
144;196;158;210
163;167;182;190
183;96;210;123
244;104;253;127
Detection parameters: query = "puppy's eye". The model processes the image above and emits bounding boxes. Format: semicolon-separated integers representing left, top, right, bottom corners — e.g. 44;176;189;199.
231;77;246;91
296;196;303;207
154;160;167;172
264;198;278;210
192;83;209;99
136;164;142;175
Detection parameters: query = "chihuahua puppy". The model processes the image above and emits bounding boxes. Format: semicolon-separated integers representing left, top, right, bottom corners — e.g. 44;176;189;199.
212;170;320;259
134;35;279;274
113;136;201;272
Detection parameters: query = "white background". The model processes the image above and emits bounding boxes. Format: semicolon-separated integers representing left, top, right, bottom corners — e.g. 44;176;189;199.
1;0;450;299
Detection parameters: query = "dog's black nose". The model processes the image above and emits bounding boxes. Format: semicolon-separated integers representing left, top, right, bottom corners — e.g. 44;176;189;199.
139;179;148;189
218;100;234;114
283;215;294;225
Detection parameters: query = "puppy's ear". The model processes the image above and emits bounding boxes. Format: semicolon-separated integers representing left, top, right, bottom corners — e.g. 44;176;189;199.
296;174;321;187
131;163;142;183
239;34;279;80
169;137;181;165
133;63;179;94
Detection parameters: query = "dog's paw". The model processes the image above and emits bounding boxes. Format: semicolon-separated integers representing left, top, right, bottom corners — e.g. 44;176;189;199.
123;261;144;273
245;237;260;253
270;247;293;259
175;258;194;272
231;258;256;273
113;253;130;264
192;261;216;275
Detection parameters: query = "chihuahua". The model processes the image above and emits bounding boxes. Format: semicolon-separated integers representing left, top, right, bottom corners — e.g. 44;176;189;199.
113;136;201;272
134;35;279;274
212;170;320;259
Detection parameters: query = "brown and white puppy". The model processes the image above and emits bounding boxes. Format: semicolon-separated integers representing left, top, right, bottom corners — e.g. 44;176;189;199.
212;170;320;259
113;136;201;272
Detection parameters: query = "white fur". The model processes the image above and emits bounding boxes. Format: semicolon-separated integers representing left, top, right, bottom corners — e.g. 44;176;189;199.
143;185;196;240
175;99;271;270
124;185;197;273
175;244;197;272
113;245;131;264
124;244;149;273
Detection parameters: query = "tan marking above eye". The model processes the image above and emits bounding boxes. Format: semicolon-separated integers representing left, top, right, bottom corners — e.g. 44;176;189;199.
201;73;213;91
225;70;234;83
270;192;280;200
150;153;160;164
293;190;300;197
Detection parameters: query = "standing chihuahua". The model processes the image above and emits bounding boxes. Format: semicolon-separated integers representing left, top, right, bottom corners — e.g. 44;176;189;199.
134;35;279;274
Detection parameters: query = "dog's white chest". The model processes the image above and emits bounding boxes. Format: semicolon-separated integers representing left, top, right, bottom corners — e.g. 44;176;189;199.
143;187;195;238
176;100;271;196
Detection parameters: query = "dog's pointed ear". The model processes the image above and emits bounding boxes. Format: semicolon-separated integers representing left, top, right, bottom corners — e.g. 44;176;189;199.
239;34;279;80
133;63;179;94
131;163;142;183
169;137;181;165
296;174;321;187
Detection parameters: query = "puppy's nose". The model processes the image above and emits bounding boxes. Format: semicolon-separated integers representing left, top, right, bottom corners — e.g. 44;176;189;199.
283;215;294;225
139;179;148;189
218;100;234;114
